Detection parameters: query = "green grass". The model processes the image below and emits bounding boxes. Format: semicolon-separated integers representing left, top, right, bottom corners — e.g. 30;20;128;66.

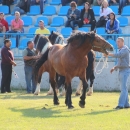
0;90;130;130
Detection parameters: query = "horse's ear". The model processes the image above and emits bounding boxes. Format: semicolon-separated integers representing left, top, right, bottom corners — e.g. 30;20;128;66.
94;30;96;34
51;31;53;34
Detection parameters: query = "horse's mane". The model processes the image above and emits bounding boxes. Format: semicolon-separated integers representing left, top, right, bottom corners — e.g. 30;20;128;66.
34;34;50;52
67;31;91;46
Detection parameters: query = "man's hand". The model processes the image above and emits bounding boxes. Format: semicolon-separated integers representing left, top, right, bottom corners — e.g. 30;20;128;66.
110;67;115;73
11;61;17;66
104;53;109;57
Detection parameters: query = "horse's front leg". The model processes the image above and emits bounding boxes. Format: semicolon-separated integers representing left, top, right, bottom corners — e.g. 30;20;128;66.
79;79;88;108
66;77;74;109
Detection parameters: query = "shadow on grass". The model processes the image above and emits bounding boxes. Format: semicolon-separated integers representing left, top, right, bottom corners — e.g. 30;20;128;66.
87;109;115;115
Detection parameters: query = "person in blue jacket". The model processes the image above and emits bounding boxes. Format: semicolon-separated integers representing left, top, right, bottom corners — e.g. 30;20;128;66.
106;12;120;40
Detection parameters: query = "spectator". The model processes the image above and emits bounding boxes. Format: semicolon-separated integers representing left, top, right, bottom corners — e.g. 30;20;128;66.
65;1;80;30
1;39;16;93
108;0;119;6
22;41;38;93
106;12;120;40
104;37;130;109
6;11;24;47
0;12;9;32
127;0;130;5
35;20;50;35
61;0;77;6
93;0;103;6
77;0;93;6
118;0;127;14
0;12;9;39
78;2;96;31
2;0;14;13
96;0;113;27
29;0;44;14
12;0;29;15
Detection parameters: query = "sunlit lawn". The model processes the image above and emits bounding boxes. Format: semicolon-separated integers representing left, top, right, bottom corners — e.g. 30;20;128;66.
0;90;130;130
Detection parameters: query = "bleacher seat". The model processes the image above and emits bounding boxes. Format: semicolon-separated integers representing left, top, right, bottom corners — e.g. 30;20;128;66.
96;27;106;34
10;38;16;49
26;27;38;38
22;16;33;26
107;39;117;49
121;6;130;16
92;6;100;16
77;6;84;11
117;17;128;27
50;17;64;27
0;6;9;14
27;6;40;15
61;27;72;38
58;6;70;16
18;38;31;49
50;0;61;5
78;27;89;32
47;27;57;32
109;6;118;15
5;16;15;26
35;16;48;26
43;6;56;15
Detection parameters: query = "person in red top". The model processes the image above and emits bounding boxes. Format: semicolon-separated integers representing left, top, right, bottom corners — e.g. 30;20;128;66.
1;39;16;93
6;11;24;47
0;12;9;32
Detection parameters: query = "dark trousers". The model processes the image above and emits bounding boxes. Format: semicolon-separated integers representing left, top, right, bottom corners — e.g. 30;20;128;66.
2;0;13;13
96;19;107;28
119;0;127;14
1;64;12;93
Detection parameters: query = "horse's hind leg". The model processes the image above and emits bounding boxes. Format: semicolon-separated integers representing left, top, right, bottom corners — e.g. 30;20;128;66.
79;79;88;108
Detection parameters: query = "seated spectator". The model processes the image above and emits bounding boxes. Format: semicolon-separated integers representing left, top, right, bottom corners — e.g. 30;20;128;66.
96;1;113;27
118;0;127;14
2;0;14;13
61;0;77;6
0;12;9;39
65;1;80;30
127;0;130;5
6;11;24;47
93;0;103;6
12;0;29;15
29;0;44;14
106;12;120;40
78;2;96;31
77;0;93;6
0;12;9;32
108;0;119;6
35;20;50;35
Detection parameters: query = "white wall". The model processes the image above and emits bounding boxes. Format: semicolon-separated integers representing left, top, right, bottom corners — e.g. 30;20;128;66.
0;60;130;91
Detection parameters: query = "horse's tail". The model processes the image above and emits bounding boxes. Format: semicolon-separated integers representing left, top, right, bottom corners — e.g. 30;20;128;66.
34;48;49;82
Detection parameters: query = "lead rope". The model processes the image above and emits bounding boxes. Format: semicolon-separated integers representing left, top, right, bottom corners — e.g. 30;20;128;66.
12;67;19;78
95;54;108;74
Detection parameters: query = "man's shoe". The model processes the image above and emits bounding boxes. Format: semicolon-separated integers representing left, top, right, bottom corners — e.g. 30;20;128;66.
124;106;130;108
115;106;123;110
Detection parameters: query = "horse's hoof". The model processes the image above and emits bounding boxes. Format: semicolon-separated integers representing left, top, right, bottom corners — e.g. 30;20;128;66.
68;105;74;109
54;102;60;105
87;92;93;96
79;101;85;108
75;92;80;96
47;92;54;95
34;93;38;95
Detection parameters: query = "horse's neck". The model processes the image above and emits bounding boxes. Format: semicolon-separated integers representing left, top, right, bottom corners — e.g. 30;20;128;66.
69;41;92;59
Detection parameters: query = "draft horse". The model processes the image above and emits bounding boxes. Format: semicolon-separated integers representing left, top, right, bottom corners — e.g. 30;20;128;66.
34;31;113;109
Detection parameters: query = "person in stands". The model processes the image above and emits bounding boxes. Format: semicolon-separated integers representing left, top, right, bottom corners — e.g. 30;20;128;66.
35;20;50;35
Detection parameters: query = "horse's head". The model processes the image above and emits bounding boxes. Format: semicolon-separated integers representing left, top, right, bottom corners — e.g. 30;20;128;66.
48;31;64;45
33;34;51;54
88;31;113;54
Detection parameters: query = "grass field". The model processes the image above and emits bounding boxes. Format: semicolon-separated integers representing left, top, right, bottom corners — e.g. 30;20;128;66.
0;90;130;130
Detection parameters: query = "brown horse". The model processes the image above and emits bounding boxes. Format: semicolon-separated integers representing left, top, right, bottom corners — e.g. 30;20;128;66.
34;31;113;109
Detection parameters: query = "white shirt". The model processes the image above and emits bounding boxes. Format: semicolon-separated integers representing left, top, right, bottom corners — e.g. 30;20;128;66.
100;7;113;18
